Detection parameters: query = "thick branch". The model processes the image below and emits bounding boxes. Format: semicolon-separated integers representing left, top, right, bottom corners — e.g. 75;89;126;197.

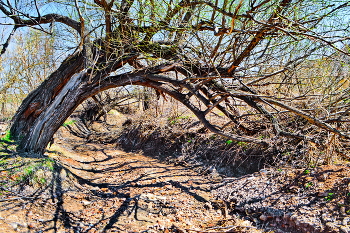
144;79;269;146
0;2;81;32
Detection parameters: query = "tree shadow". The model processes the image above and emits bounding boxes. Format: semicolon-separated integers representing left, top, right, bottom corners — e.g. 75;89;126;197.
0;137;222;232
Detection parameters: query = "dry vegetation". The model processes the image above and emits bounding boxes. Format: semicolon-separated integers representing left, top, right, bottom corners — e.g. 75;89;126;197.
67;61;350;175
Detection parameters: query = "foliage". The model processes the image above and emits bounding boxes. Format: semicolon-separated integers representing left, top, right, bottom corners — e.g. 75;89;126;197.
305;182;313;189
325;193;335;201
225;140;233;145
168;115;191;125
0;130;12;143
0;130;55;195
303;169;311;175
62;120;77;127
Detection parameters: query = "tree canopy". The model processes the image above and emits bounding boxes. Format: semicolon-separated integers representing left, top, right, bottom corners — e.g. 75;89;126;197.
0;0;349;155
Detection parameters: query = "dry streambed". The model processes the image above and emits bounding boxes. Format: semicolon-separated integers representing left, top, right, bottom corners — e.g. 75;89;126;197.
1;128;350;233
0;133;261;233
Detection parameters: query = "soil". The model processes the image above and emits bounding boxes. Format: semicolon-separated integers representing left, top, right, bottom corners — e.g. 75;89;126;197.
0;124;350;233
215;164;350;233
0;127;261;233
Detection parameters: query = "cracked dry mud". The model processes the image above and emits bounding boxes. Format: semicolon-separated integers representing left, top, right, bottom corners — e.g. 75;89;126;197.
0;130;261;233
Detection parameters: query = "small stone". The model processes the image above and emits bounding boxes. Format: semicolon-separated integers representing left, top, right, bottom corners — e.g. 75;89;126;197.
204;202;212;210
260;169;269;176
9;222;18;229
28;223;36;229
340;206;347;216
259;214;268;221
82;200;91;205
289;186;300;192
340;226;350;233
317;192;328;197
60;169;67;180
342;217;350;225
322;213;331;222
321;208;328;213
145;230;157;233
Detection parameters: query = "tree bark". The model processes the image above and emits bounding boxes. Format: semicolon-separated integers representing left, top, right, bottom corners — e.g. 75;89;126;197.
15;68;147;155
18;71;88;154
10;52;85;142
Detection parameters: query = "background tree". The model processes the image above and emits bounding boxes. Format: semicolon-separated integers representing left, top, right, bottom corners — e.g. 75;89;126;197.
0;30;56;120
0;0;349;155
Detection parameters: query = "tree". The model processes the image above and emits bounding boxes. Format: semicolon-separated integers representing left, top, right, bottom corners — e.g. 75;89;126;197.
0;0;349;155
0;29;56;120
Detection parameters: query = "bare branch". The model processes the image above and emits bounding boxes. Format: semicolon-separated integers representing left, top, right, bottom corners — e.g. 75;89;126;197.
0;1;81;32
0;25;17;55
260;97;349;139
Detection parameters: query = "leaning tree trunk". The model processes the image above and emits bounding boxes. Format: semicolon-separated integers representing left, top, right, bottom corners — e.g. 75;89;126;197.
15;69;144;155
10;47;140;155
10;52;85;141
17;71;89;154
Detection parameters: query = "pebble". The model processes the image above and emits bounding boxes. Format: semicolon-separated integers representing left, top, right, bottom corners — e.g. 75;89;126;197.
9;222;18;229
213;166;350;233
342;217;350;225
82;200;92;205
259;214;268;221
204;202;212;210
340;226;350;233
341;206;347;216
317;192;329;197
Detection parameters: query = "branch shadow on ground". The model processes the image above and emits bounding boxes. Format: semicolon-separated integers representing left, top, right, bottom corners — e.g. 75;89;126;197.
52;157;212;232
0;141;220;232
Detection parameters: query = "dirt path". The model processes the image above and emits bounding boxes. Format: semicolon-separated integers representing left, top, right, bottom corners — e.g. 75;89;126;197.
0;131;260;233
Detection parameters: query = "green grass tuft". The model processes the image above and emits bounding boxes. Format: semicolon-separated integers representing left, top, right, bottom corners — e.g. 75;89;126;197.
0;131;13;142
62;120;76;127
